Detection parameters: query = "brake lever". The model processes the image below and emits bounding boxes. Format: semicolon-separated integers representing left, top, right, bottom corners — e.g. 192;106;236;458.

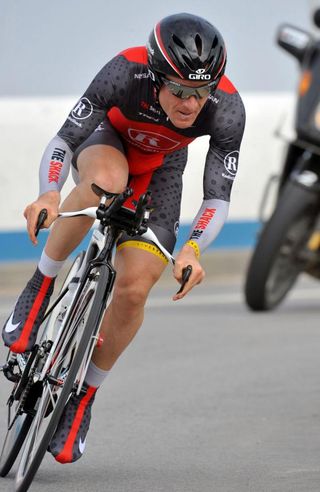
35;209;48;237
176;265;192;295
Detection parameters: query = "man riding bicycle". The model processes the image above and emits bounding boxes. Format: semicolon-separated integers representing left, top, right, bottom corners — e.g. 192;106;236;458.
2;13;245;463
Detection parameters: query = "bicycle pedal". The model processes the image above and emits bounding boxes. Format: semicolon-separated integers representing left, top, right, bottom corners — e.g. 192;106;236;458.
0;361;20;383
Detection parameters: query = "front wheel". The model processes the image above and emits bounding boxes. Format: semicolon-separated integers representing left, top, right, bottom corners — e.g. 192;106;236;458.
14;263;111;492
245;179;320;311
0;253;85;478
0;409;33;477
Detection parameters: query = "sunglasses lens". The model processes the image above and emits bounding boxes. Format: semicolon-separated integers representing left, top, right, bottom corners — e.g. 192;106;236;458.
163;78;214;99
195;87;211;98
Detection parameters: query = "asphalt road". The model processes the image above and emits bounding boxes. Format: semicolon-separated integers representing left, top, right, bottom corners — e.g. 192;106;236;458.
0;274;320;492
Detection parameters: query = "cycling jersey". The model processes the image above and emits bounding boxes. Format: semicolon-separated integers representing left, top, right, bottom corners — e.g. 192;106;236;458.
39;46;245;254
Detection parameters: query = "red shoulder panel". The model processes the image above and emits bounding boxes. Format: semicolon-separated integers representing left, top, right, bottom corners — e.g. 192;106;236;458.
217;75;237;94
118;46;148;65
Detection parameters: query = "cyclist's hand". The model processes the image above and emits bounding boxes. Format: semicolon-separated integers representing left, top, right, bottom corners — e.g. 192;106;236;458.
24;191;60;245
172;244;205;301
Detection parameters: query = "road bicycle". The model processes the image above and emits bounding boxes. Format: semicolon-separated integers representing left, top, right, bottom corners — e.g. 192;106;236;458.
0;183;191;492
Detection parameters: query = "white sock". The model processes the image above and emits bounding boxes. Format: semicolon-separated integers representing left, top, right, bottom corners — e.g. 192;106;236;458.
85;361;109;388
38;250;66;278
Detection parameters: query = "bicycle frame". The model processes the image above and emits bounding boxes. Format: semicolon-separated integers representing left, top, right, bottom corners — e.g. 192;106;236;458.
37;190;175;393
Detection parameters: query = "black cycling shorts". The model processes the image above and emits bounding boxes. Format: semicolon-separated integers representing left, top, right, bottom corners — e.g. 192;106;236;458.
72;118;188;255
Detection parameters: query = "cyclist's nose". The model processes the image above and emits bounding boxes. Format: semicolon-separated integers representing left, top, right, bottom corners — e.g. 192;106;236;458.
181;95;200;109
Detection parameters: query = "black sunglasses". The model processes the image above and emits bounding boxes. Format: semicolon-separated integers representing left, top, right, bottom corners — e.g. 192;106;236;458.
162;77;217;100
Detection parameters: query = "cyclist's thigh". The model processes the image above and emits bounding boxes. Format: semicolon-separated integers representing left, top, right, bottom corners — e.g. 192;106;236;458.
71;118;128;192
117;146;188;259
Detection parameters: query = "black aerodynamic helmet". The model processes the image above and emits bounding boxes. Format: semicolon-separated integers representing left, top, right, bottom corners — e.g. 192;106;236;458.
147;13;227;87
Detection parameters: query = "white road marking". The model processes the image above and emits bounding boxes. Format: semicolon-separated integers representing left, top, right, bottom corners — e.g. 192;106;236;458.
146;287;320;308
0;287;319;316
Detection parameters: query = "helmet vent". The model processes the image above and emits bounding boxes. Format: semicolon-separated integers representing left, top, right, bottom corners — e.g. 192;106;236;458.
195;34;203;56
182;54;195;70
206;55;214;68
172;34;186;49
211;35;218;50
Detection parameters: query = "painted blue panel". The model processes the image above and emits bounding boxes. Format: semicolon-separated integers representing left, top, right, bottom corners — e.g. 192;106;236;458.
0;221;260;262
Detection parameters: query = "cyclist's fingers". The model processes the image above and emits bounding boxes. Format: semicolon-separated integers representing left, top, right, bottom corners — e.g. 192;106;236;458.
24;204;52;245
42;212;58;229
24;205;39;245
172;267;205;301
173;260;201;283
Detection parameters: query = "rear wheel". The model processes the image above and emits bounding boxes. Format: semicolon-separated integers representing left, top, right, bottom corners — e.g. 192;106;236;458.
245;179;320;311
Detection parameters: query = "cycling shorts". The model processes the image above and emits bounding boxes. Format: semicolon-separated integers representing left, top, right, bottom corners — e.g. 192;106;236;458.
71;118;188;258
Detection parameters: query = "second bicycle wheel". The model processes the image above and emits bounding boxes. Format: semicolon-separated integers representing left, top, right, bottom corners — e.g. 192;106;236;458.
14;263;110;492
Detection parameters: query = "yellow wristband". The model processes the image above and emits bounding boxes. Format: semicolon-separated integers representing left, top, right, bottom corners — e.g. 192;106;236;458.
185;240;200;259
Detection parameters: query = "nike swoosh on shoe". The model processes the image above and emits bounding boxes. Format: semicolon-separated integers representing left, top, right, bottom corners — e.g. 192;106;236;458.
4;312;21;333
79;437;86;454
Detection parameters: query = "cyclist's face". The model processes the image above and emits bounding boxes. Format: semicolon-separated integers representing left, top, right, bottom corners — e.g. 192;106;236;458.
159;75;210;129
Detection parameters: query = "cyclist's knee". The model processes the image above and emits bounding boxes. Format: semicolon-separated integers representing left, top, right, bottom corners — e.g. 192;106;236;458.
113;271;159;310
112;247;166;310
77;145;128;197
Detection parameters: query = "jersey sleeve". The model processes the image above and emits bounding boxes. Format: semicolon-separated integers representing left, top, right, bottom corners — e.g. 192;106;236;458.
38;55;130;195
39;135;73;195
188;91;246;253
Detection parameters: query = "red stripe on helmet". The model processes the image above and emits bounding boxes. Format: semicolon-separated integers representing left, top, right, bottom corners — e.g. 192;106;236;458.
154;23;184;79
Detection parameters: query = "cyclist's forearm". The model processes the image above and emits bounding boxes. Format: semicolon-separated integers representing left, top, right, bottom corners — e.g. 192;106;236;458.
187;198;229;254
39;135;73;195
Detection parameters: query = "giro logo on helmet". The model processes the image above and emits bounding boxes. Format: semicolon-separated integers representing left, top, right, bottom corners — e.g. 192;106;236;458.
189;73;211;80
189;68;211;80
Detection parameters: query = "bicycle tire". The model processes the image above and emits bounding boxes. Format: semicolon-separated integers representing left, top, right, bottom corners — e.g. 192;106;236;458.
0;413;33;477
14;263;110;492
245;179;320;311
0;253;85;478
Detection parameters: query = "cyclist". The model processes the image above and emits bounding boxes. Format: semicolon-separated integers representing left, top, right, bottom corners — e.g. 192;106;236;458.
2;13;245;463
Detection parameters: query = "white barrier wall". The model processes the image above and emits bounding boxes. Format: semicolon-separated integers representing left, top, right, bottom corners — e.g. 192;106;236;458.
0;93;295;231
